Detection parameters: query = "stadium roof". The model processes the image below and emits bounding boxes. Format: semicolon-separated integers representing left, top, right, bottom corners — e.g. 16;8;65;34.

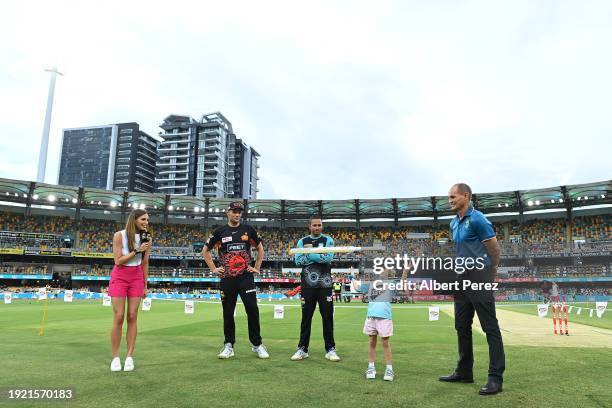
0;178;610;222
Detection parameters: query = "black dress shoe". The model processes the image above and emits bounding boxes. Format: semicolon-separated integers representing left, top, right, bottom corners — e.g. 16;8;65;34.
439;371;474;383
479;380;503;395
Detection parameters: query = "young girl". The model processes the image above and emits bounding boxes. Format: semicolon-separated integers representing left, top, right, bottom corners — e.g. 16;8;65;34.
363;268;396;381
108;209;151;372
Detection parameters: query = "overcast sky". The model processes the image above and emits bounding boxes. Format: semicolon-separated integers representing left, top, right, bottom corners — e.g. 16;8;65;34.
0;0;610;200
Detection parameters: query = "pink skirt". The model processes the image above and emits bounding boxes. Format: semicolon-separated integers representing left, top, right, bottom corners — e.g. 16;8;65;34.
108;264;145;298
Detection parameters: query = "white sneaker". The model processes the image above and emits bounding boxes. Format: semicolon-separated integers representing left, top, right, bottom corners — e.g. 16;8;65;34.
110;357;121;372
366;367;376;379
123;357;134;372
325;348;341;362
218;343;234;359
290;348;309;361
383;368;394;381
252;344;270;359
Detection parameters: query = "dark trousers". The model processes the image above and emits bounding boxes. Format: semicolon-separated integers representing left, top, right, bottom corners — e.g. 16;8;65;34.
220;273;262;346
454;287;505;382
298;287;335;352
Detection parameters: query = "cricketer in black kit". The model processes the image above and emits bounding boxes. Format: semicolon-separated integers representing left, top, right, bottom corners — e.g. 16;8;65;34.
290;216;341;362
202;201;268;359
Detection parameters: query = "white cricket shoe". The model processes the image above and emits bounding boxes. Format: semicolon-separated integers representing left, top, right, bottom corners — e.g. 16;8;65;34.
218;343;235;359
123;357;134;372
290;348;309;361
366;367;376;379
325;348;341;362
252;344;270;359
110;357;121;372
383;368;395;381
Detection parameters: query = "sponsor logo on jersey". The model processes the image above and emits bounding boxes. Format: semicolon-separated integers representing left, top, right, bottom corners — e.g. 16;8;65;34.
222;236;232;243
228;254;246;272
227;243;246;252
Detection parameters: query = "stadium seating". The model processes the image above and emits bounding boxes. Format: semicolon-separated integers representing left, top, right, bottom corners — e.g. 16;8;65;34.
537;264;611;278
572;215;612;241
0;263;48;275
0;212;610;260
77;218;120;252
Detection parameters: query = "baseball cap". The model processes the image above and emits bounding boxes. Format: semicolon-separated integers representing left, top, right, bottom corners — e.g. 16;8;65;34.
227;201;244;212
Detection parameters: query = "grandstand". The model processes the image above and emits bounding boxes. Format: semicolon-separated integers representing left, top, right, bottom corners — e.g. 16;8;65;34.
0;177;610;301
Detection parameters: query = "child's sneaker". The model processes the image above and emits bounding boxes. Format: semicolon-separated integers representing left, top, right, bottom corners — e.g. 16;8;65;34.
366;366;376;379
383;367;394;381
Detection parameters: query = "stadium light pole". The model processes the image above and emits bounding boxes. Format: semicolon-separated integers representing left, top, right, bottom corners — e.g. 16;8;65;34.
36;66;63;183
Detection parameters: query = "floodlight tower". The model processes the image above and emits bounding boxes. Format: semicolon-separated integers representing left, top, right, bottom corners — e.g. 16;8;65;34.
36;66;63;183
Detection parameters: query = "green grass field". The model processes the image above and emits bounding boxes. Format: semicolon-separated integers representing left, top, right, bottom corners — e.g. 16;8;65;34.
2;300;611;408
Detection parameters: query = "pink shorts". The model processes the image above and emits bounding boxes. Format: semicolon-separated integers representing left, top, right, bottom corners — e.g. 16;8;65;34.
363;317;393;337
108;265;145;298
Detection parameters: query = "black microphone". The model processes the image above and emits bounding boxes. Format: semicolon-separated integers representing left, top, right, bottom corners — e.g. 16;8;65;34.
139;230;151;243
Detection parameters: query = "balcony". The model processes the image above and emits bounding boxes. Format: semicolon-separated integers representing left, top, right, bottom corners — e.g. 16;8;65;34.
138;150;156;163
158;145;190;152
158;168;188;175
133;186;151;193
161;130;190;136
203;166;219;174
139;143;157;156
204;151;220;159
157;161;189;168
136;159;156;171
204;144;220;152
159;138;190;147
202;128;220;134
158;153;189;160
159;134;190;143
134;178;155;189
157;184;188;190
203;177;220;184
204;134;221;142
156;174;189;181
156;179;183;185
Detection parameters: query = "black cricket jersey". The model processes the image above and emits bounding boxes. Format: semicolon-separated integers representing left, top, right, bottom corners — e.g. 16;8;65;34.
205;224;262;278
294;234;334;288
